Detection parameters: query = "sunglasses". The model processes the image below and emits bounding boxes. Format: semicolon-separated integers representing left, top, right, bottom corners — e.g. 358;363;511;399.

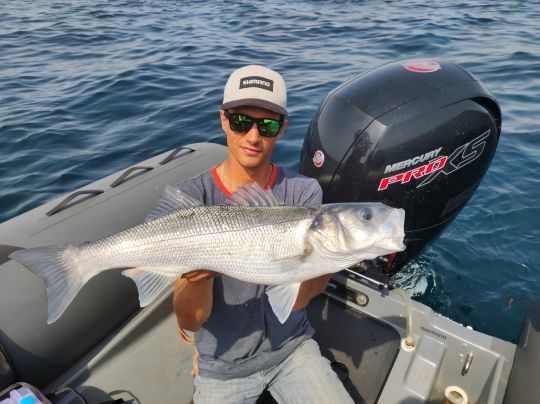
224;111;284;138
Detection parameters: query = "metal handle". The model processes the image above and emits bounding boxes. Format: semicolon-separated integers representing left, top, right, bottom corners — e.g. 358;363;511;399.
462;352;473;375
110;166;153;188
159;146;195;165
46;190;104;216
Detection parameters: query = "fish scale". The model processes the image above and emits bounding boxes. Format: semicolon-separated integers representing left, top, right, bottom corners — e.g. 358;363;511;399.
75;205;315;280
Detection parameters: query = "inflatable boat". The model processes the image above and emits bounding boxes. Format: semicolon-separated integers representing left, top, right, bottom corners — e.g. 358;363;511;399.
1;61;538;403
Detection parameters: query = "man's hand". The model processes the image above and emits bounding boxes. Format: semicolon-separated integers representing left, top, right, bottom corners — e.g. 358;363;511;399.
174;270;218;332
182;269;218;283
292;274;333;311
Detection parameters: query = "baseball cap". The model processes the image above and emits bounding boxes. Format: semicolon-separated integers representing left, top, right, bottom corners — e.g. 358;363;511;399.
222;65;287;116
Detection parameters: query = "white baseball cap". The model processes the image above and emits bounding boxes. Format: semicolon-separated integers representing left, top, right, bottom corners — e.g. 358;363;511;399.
222;65;288;116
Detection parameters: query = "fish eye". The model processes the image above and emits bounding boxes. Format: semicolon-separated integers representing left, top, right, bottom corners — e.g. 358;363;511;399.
360;208;373;221
311;218;322;230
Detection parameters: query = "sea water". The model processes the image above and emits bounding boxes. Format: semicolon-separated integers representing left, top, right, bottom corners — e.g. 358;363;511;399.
1;0;538;343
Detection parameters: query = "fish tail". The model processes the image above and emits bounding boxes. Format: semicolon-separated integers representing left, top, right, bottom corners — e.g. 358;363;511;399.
9;244;86;324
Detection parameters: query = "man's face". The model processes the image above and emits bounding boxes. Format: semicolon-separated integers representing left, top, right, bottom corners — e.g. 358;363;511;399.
220;105;288;170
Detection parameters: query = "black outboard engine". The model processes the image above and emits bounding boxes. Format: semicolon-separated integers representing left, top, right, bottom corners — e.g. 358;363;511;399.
300;59;501;277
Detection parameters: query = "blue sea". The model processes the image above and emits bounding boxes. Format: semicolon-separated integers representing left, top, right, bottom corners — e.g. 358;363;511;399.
1;1;538;343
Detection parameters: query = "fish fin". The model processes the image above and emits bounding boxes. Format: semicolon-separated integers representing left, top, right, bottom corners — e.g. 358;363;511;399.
224;183;280;207
266;282;301;324
146;185;203;222
270;248;310;262
10;244;85;324
122;267;179;306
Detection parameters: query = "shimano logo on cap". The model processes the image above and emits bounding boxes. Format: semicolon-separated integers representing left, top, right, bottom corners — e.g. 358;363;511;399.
240;76;274;91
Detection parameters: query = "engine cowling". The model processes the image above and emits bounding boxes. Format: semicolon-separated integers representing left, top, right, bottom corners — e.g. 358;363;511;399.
300;59;501;275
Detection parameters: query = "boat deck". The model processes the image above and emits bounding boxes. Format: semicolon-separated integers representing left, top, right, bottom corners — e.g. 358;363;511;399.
308;295;400;403
48;286;401;403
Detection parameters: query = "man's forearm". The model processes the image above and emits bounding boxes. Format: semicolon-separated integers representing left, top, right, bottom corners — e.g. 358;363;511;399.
292;274;333;311
173;276;214;332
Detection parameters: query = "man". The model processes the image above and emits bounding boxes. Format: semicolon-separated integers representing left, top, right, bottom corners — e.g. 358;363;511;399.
171;65;353;403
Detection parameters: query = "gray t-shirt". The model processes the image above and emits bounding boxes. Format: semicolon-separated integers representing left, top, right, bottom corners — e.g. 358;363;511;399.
174;164;323;380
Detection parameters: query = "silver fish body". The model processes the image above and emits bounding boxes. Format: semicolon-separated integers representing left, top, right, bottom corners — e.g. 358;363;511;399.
10;185;405;324
78;204;320;284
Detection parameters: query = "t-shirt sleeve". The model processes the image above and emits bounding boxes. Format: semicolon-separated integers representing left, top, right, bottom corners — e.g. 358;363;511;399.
298;179;323;208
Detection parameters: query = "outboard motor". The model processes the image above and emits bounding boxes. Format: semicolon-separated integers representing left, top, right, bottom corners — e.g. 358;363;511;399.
300;59;501;277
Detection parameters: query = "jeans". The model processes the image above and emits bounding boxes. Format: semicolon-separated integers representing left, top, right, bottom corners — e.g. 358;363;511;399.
193;338;354;404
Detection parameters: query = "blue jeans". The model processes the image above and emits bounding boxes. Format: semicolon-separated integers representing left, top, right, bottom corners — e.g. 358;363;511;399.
193;338;354;404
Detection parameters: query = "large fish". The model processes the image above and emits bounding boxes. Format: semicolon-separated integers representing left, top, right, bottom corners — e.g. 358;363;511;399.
9;183;405;324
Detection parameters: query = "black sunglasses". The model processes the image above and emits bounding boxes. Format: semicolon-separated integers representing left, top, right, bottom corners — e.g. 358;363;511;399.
224;111;284;138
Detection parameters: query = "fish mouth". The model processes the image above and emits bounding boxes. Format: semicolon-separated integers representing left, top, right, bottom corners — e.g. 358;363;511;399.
393;209;406;239
378;209;406;252
380;237;406;253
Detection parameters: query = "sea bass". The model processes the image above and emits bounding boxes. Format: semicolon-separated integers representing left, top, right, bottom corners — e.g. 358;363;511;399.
9;183;405;324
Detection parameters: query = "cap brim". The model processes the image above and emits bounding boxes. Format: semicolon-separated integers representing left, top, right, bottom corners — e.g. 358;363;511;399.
222;98;287;116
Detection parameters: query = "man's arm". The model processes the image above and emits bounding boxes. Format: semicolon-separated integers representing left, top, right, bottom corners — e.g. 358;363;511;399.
173;270;217;332
291;274;333;311
148;180;216;332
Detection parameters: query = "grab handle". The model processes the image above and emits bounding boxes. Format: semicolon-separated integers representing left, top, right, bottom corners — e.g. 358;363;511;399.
110;166;153;188
46;190;104;216
159;146;195;165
